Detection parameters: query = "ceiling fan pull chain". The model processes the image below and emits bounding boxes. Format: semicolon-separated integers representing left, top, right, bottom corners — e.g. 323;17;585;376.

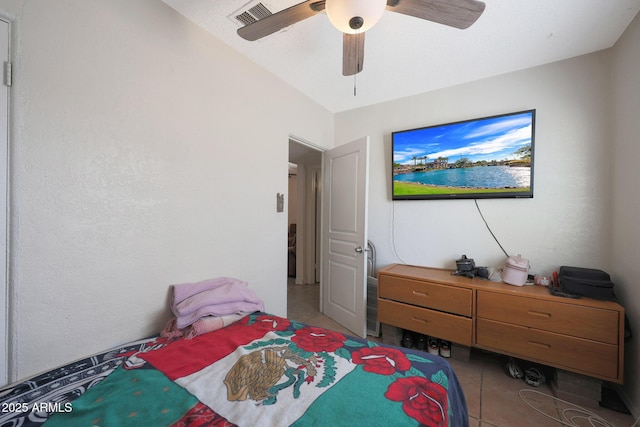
353;30;360;97
353;73;357;96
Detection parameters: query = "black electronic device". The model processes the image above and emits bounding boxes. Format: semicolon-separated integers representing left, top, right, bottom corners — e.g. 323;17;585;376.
452;255;489;279
392;110;536;200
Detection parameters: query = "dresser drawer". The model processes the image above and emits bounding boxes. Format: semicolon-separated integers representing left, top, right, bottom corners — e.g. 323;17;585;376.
379;275;472;316
477;291;619;344
378;299;472;346
477;318;619;381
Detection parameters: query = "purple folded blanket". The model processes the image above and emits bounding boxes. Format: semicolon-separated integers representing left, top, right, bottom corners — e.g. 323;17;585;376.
170;277;264;329
161;313;247;339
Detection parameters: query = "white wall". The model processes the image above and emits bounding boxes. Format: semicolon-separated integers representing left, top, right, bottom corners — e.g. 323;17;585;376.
1;0;334;383
611;12;640;416
336;52;612;275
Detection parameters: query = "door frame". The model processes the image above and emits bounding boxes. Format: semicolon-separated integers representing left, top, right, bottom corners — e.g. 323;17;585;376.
0;15;11;387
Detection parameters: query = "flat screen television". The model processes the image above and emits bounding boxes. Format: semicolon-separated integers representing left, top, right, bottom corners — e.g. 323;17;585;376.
392;109;536;200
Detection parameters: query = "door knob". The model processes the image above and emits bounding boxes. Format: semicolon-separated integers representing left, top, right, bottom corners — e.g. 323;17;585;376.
355;246;368;253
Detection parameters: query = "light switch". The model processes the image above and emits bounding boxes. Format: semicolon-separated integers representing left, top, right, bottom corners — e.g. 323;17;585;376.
277;193;284;212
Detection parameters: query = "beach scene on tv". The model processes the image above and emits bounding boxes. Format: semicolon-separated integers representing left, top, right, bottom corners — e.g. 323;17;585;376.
392;111;534;198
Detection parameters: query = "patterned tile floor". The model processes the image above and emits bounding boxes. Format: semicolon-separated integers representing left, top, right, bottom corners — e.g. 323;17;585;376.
287;280;637;427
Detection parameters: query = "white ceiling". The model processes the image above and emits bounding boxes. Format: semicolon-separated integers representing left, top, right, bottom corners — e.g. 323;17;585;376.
162;0;640;113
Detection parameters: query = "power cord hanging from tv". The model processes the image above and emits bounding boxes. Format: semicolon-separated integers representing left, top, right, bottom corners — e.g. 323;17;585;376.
474;199;509;258
392;199;510;262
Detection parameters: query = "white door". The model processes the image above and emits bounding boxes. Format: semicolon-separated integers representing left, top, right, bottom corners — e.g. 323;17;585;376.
0;17;9;386
321;137;369;338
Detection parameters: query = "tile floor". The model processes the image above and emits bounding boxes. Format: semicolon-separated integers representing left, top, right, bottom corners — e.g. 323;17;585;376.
287;281;637;427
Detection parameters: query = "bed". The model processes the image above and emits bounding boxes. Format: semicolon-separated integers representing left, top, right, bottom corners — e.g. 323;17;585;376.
0;312;468;426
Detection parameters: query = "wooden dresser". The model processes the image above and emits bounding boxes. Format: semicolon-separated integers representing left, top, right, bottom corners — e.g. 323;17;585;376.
378;264;625;383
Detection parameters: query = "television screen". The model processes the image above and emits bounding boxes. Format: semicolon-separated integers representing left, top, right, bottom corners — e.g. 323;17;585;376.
392;109;536;200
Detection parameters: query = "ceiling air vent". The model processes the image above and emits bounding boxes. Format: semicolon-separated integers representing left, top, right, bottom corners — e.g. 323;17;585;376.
231;2;273;27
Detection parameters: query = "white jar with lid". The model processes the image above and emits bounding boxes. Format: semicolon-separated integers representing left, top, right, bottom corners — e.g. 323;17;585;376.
502;254;529;286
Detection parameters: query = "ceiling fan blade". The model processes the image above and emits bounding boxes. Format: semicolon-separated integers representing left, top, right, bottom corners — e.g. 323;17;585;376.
386;0;485;29
237;0;326;41
343;32;365;76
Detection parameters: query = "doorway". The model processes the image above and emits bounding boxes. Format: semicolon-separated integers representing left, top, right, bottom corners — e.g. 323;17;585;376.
288;137;370;337
287;138;323;318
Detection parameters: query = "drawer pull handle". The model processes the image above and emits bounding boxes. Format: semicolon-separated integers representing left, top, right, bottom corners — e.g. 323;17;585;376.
527;310;552;318
411;317;429;324
528;341;551;349
412;291;429;297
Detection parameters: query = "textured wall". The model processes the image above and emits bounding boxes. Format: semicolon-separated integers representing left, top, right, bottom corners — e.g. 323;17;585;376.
611;12;640;416
336;52;613;276
3;0;333;382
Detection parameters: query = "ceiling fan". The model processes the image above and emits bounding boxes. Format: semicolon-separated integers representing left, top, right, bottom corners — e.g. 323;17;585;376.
237;0;486;76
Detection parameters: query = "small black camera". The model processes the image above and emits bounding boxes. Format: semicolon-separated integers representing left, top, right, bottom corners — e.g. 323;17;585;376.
453;255;489;279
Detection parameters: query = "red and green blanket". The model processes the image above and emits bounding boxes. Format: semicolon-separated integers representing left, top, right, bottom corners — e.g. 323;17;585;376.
2;313;468;426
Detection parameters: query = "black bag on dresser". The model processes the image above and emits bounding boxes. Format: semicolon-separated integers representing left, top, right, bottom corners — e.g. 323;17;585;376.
557;266;616;301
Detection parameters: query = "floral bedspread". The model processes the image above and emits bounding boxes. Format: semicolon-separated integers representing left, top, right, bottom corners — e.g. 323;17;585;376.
1;313;468;426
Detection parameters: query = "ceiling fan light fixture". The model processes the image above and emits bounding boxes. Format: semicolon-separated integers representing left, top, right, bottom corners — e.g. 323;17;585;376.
325;0;387;33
